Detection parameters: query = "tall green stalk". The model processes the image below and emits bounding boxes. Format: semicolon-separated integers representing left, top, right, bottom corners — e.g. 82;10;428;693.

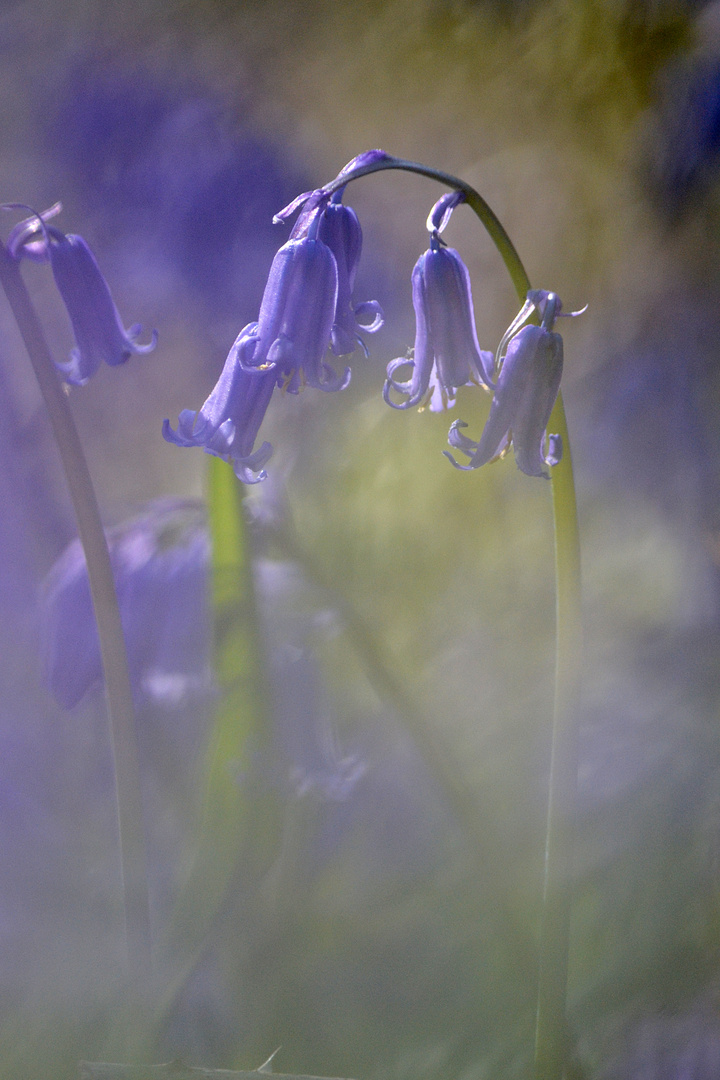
534;391;582;1080
0;244;152;991
154;454;281;1032
332;156;584;1080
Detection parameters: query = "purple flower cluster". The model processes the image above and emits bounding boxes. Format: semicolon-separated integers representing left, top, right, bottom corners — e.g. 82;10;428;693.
384;189;572;478
7;152;578;483
163;159;384;483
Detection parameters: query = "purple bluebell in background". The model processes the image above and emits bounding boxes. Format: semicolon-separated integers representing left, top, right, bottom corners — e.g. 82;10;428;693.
9;213;157;386
42;501;211;709
45;61;310;322
447;290;565;478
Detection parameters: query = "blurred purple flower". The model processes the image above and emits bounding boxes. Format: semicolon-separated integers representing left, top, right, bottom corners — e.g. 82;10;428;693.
446;290;565;478
384;233;493;412
49;232;157;385
644;54;720;221
9;213;156;386
255;558;369;805
42;501;210;709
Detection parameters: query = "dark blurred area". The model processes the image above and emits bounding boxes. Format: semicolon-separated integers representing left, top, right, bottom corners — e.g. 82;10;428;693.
4;1;720;1078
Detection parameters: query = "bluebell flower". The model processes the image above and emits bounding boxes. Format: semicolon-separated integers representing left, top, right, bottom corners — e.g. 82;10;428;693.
8;209;156;386
165;185;379;482
42;501;211;709
232;224;347;392
274;182;383;357
384;232;493;412
317;192;383;356
163;326;277;484
446;290;566;478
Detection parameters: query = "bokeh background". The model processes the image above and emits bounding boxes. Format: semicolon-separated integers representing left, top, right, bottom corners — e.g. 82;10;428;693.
3;0;720;1077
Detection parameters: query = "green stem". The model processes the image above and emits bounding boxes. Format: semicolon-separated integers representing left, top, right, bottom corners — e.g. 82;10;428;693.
323;154;531;300
0;245;152;991
330;155;583;1079
153;455;281;1034
534;391;582;1080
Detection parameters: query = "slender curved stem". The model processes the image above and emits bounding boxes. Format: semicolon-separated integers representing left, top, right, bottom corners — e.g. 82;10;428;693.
329;155;583;1079
0;244;152;991
323;154;531;299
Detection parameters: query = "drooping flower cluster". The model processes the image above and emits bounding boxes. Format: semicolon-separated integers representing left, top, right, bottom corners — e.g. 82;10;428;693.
8;153;579;483
163;155;385;482
379;186;581;478
7;204;157;385
158;149;581;483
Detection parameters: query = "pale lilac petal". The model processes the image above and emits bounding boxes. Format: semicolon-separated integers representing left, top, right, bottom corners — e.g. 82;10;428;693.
451;320;564;478
384;239;490;411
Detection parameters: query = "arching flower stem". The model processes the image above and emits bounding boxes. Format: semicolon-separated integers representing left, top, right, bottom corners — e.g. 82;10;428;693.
327;152;583;1080
321;153;532;302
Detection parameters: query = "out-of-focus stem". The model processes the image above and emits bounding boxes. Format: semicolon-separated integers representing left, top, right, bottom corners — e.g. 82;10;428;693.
0;244;152;990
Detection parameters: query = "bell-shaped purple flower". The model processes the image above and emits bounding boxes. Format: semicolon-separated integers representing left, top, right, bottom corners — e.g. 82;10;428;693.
8;212;156;386
49;233;158;385
317;193;383;356
446;292;565;478
234;231;348;392
163;323;276;484
384;235;493;412
274;185;383;359
42;501;210;709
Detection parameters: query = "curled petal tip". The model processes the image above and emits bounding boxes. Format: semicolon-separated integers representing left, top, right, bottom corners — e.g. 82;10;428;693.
354;299;384;334
559;302;588;319
383;377;417;410
127;326;159;355
273;190;314;224
443;450;475;471
233;439;274;484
